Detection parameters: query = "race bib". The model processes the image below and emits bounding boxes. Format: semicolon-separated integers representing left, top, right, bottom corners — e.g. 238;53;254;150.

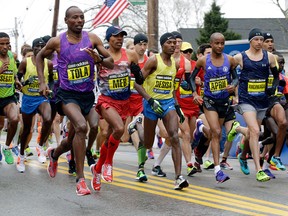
209;76;228;92
108;72;129;92
67;61;91;84
248;79;266;93
0;71;14;87
154;75;173;94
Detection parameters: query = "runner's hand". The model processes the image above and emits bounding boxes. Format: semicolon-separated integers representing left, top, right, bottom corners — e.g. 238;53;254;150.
148;98;164;115
175;105;185;124
180;80;190;91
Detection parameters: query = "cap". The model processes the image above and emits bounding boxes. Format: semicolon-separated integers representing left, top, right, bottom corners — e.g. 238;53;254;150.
248;28;263;41
105;25;127;42
32;38;45;48
263;32;274;41
160;32;176;47
42;35;51;43
180;42;193;52
133;33;148;45
171;31;182;40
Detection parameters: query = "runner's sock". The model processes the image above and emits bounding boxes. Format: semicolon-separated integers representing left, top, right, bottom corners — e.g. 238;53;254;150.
95;143;108;173
154;142;171;167
105;134;120;165
137;142;146;168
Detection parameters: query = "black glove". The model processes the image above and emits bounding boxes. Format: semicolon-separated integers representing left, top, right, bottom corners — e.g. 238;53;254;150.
175;105;185;124
130;63;144;85
148;98;164;115
266;87;276;96
22;75;37;86
180;80;190;91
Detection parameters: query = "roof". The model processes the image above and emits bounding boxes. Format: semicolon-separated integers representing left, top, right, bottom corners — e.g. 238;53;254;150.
179;18;288;51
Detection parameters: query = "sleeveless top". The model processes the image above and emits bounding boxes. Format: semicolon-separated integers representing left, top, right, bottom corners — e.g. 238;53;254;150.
204;53;231;99
0;53;17;98
98;48;131;100
144;54;176;100
58;31;95;92
22;57;49;96
238;50;270;108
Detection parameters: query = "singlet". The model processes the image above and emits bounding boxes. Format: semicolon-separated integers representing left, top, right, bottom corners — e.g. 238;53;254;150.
98;48;131;100
144;54;176;100
58;31;95;92
130;54;148;94
22;57;49;96
204;53;231;99
238;50;270;109
0;53;17;98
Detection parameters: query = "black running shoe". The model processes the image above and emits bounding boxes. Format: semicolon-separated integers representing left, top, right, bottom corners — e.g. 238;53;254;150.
86;149;95;167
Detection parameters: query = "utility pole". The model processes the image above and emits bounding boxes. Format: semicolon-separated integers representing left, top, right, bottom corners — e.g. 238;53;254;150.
14;17;19;55
51;0;60;37
147;0;158;51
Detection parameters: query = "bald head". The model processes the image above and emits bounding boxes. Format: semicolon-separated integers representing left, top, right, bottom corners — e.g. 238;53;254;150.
65;6;81;18
210;32;225;43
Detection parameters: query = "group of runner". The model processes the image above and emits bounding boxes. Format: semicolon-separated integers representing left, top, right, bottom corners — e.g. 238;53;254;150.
0;6;287;196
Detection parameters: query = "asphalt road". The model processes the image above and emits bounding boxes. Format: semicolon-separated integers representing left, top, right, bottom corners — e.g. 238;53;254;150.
0;134;288;216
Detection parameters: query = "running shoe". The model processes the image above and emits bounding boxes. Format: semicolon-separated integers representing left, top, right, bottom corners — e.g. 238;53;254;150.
256;170;270;182
151;165;166;177
203;160;214;170
2;147;14;164
76;178;91;196
127;116;143;135
220;161;233;170
187;166;198;176
25;147;33;157
12;145;19;156
193;119;204;144
91;149;97;159
147;149;154;159
68;160;76;176
86;149;95;167
269;164;278;170
47;147;58;178
216;170;230;183
227;121;240;142
194;162;202;173
0;145;2;161
16;155;25;173
95;151;100;159
270;156;286;171
102;163;113;182
238;153;250;175
263;169;276;179
66;151;71;163
136;169;148;182
157;135;163;149
174;175;189;190
90;164;101;191
36;145;46;163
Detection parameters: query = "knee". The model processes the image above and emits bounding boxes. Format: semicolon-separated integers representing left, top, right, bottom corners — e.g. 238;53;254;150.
74;122;88;135
249;127;260;138
113;125;125;138
211;128;222;139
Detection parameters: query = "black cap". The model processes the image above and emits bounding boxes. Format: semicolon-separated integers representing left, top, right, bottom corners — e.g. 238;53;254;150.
32;38;45;48
133;33;148;45
263;32;274;41
160;32;176;47
171;31;182;40
42;35;51;43
248;28;263;41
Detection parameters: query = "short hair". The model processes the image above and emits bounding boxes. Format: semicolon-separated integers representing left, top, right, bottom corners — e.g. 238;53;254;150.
65;6;79;18
197;43;211;55
125;39;134;49
20;44;32;56
22;47;33;57
0;32;9;39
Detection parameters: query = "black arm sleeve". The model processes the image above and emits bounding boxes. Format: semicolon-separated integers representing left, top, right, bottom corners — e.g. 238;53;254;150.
230;67;239;87
188;67;200;93
270;66;279;89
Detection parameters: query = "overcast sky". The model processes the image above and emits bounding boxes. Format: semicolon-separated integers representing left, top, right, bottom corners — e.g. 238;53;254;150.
0;0;285;57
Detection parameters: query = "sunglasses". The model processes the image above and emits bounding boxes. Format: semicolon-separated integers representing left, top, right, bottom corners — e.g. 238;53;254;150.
182;49;193;54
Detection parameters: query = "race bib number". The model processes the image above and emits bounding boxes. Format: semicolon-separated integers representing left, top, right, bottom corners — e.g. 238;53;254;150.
108;72;129;92
174;77;180;90
67;61;90;84
53;70;58;81
154;75;173;94
267;74;273;88
0;71;14;87
209;76;228;92
248;79;266;93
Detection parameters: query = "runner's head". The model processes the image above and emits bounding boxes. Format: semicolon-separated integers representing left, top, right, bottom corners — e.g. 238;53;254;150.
134;33;148;57
106;25;127;49
171;31;183;53
160;32;176;55
248;28;264;50
263;32;274;53
0;32;10;56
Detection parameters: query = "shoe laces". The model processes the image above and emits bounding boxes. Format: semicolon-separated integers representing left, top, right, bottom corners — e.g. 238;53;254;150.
106;164;112;175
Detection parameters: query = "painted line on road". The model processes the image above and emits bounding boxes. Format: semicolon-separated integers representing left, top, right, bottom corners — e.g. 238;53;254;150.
27;160;288;215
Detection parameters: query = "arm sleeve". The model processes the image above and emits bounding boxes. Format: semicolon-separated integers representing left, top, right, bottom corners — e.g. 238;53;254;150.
188;67;200;93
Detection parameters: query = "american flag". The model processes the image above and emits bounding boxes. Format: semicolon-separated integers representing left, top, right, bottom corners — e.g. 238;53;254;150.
92;0;130;28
